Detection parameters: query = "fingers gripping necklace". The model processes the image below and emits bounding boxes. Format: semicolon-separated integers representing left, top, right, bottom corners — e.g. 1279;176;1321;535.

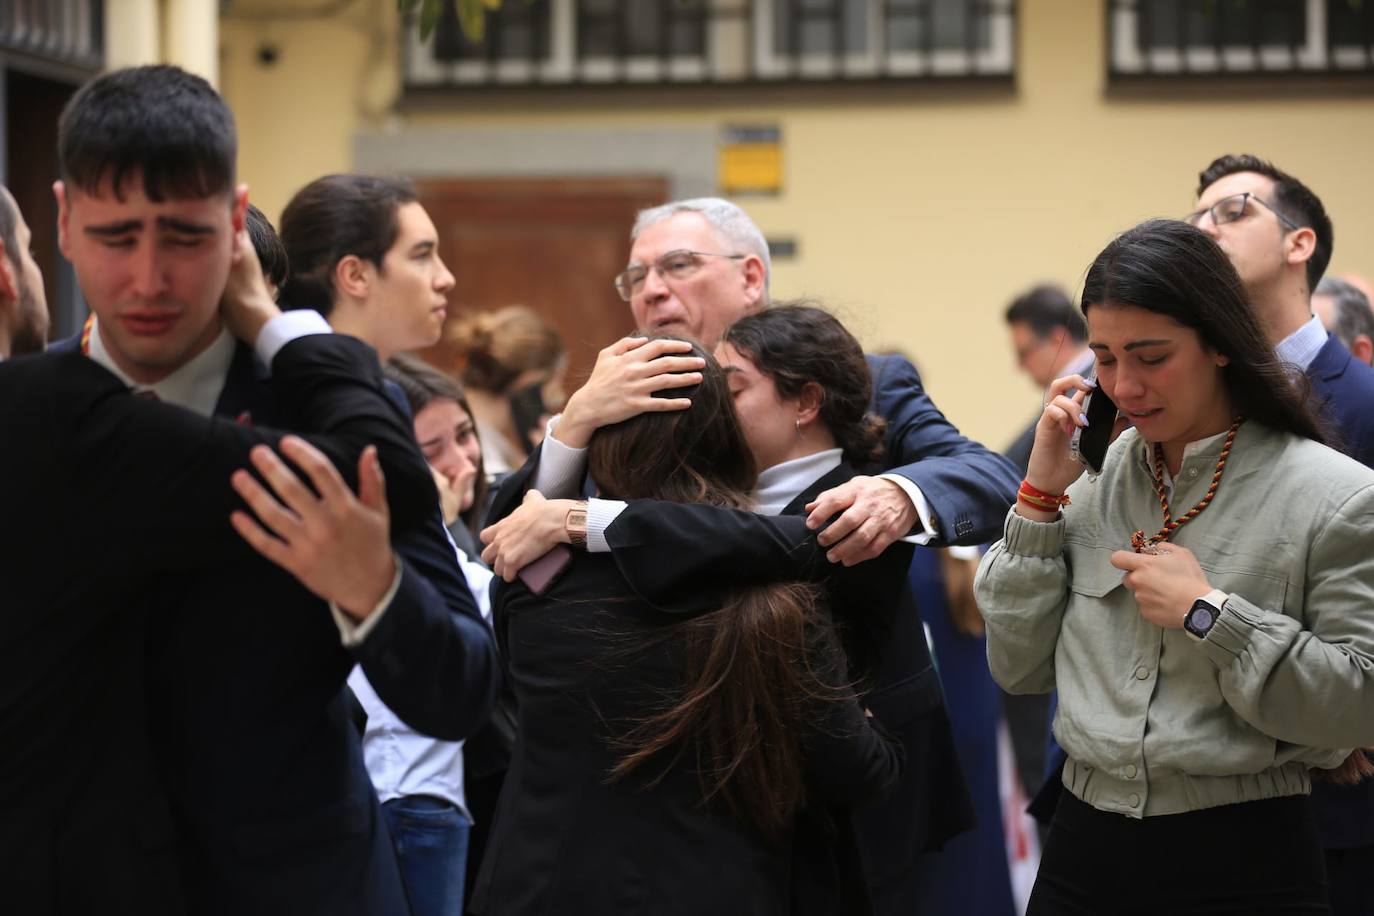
1131;418;1244;554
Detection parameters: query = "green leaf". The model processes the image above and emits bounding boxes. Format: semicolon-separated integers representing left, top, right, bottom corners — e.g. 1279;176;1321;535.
419;0;444;40
458;0;487;42
396;0;423;15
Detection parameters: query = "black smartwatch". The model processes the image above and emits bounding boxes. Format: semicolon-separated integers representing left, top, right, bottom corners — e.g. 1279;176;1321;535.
1184;589;1227;641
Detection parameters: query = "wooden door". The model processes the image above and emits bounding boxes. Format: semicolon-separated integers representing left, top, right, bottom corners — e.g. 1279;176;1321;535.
414;176;669;392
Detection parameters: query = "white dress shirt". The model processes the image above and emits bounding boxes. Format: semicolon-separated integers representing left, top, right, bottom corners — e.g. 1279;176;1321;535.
347;547;493;817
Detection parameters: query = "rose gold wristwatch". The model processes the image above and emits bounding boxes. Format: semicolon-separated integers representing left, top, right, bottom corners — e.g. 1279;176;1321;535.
565;501;588;548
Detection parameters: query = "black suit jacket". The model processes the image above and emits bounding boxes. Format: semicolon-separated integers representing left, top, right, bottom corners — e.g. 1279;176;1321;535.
470;520;903;916
594;468;974;914
143;339;498;915
0;336;440;915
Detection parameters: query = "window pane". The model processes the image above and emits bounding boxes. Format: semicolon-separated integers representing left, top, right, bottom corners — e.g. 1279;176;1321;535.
1328;0;1373;49
1135;0;1305;50
887;0;991;53
435;0;551;61
579;0;707;58
773;0;869;56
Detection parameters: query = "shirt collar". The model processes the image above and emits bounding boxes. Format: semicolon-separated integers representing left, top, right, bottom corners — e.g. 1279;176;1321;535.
88;315;235;417
753;448;844;517
1274;314;1326;372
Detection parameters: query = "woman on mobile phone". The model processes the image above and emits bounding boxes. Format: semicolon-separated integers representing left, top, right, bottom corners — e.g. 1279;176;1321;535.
468;339;903;916
976;218;1374;914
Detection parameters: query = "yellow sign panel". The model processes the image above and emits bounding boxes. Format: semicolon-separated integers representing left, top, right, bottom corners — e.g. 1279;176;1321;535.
719;125;783;195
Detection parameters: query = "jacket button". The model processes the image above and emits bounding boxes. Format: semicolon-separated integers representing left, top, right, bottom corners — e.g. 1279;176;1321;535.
1125;764;1138;779
1128;793;1141;808
1188;468;1199;478
1134;665;1150;680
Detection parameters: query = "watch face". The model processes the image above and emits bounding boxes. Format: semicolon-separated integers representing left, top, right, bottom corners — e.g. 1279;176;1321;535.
1189;606;1215;631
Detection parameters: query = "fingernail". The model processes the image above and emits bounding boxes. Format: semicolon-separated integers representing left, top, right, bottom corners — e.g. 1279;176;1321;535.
1085;377;1097;388
1078;412;1089;425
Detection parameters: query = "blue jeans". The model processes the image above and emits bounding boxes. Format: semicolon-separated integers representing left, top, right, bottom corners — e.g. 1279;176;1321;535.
381;795;470;916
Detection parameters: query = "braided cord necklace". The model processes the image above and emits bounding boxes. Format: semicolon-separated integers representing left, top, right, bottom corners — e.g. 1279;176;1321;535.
1131;417;1244;554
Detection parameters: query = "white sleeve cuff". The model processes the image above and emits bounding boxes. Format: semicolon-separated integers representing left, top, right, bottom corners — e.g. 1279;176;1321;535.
531;414;590;498
329;555;404;648
256;310;334;367
878;473;937;546
585;498;628;553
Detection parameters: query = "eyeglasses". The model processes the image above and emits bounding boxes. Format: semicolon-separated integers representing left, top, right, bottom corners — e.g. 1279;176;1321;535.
1184;192;1300;232
613;249;745;301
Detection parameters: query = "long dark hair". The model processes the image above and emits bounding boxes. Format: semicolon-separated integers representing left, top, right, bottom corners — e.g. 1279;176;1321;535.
384;353;489;537
588;338;834;837
1084;220;1374;784
724;302;886;468
1081;218;1326;446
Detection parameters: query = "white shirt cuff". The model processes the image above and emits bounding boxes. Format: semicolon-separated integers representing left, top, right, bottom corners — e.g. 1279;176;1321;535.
531;414;590;498
329;554;404;648
878;473;937;546
585;498;628;553
256;310;333;367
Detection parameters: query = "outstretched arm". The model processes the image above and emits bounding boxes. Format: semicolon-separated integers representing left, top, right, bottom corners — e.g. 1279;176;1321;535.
807;354;1020;564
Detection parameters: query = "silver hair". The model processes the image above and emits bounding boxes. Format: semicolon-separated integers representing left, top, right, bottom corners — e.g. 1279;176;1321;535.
631;197;771;297
1315;276;1374;352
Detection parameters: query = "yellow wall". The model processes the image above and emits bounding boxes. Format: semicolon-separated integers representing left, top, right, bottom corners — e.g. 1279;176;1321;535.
220;0;1374;448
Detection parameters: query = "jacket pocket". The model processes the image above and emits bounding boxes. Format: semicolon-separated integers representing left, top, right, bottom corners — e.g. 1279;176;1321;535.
1065;546;1126;598
863;666;944;728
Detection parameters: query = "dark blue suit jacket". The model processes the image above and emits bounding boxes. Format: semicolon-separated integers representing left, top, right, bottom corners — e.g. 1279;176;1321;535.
865;354;1019;545
1305;334;1374;852
53;334;500;915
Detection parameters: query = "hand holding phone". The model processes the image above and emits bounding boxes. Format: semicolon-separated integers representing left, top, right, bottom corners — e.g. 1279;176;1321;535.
1069;379;1119;475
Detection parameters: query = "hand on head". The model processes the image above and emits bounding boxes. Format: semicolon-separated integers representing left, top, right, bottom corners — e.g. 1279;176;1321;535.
220;223;282;346
553;336;705;448
229;436;396;620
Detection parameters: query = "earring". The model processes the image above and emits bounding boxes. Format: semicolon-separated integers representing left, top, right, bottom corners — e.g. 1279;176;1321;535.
795;417;803;438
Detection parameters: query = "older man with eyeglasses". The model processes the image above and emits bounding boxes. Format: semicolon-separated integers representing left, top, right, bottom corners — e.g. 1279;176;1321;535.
520;197;1019;568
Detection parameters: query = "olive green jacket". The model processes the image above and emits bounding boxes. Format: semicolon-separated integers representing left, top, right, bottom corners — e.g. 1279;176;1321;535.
975;423;1374;818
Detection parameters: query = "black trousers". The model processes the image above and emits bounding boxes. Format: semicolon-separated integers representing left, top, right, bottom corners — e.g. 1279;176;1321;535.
1030;790;1330;916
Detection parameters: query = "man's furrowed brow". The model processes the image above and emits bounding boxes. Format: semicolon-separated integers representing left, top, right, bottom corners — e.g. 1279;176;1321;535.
156;216;217;235
84;220;144;236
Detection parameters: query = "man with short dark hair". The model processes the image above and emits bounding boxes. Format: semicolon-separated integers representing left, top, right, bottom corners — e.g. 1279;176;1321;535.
1190;153;1374;466
1313;276;1374;366
1191;153;1374;915
52;64;497;915
1002;283;1092;474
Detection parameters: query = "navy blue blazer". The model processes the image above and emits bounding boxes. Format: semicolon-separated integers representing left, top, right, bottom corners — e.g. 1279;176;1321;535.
52;334;500;914
1305;334;1374;853
864;354;1019;545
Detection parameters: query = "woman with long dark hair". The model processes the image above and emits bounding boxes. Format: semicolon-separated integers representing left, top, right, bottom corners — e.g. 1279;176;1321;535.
977;219;1374;913
468;340;903;916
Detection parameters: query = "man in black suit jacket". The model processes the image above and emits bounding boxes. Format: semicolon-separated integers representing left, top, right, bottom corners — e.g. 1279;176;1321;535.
1;215;456;912
50;65;497;914
1189;154;1374;915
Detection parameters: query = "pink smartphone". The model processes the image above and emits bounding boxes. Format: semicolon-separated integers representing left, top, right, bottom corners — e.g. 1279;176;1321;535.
517;545;573;595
